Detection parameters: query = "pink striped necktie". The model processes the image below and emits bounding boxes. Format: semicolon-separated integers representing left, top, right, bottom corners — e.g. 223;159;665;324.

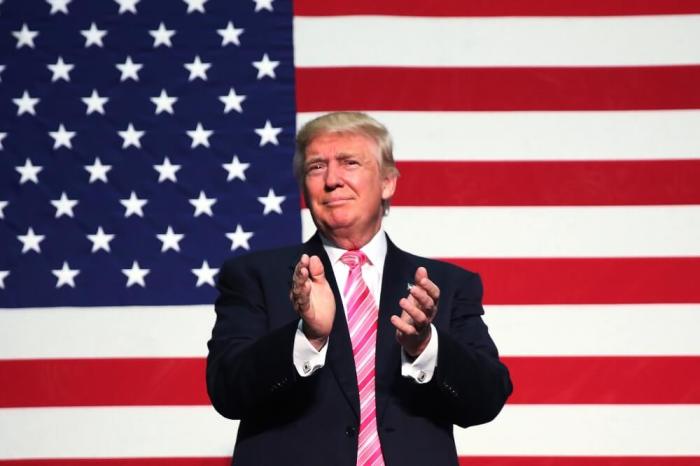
340;250;384;466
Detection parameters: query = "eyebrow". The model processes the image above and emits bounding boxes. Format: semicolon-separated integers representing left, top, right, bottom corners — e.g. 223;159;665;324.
305;152;358;165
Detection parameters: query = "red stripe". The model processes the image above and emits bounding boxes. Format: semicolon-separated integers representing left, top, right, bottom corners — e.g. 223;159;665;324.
0;358;208;408
3;355;700;407
392;160;700;206
295;0;700;16
505;356;700;404
2;458;699;466
296;66;700;111
445;257;700;305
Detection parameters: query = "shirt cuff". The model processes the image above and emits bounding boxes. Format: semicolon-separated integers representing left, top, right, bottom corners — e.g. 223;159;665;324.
400;324;438;384
293;320;328;377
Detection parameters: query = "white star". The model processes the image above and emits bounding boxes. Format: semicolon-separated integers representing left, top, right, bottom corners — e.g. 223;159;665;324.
0;270;9;289
116;56;142;81
184;55;210;81
12;23;39;49
15;159;43;184
189;191;216;217
87;226;115;252
47;56;74;82
115;0;139;14
223;155;249;181
252;53;279;79
150;89;177;114
81;89;109;115
217;21;244;46
52;262;80;288
46;0;71;14
186;122;213;148
254;120;281;146
149;22;175;47
50;192;78;218
153;156;181;183
253;0;274;12
257;188;285;215
219;87;246;114
156;226;185;252
81;22;107;47
49;123;76;149
192;260;218;287
13;90;40;116
17;227;45;253
118;123;145;149
0;65;5;83
84;157;112;183
0;132;6;150
122;261;149;288
120;191;148;217
0;200;7;219
183;0;207;13
226;224;253;251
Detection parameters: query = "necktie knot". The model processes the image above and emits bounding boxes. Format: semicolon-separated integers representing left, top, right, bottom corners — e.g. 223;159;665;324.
340;250;367;270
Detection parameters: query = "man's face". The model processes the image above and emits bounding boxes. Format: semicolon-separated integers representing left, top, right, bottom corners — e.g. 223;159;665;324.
303;132;396;245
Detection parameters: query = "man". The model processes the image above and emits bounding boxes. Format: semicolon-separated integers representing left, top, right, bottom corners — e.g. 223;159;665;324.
207;112;512;466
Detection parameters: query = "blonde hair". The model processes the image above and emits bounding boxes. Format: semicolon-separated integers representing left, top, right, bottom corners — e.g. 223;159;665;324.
293;112;399;213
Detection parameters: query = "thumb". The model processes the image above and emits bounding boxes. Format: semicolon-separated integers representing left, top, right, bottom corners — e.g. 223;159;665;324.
308;255;326;281
414;266;428;283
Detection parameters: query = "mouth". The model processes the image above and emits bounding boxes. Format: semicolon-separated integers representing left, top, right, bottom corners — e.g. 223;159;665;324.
322;197;352;206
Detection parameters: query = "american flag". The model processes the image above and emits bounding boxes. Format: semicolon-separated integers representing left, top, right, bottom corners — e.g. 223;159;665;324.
2;0;700;465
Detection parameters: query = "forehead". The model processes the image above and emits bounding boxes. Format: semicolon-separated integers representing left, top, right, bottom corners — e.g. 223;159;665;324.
305;132;379;158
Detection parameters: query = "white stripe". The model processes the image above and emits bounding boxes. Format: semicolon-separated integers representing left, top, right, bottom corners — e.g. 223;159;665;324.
355;345;376;377
303;206;700;258
485;304;700;356
0;305;214;359
294;16;700;66
455;405;700;455
0;406;233;459
298;111;700;161
2;304;698;359
1;405;698;458
348;300;375;340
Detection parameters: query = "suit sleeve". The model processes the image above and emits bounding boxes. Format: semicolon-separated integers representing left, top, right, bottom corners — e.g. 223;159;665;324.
206;256;304;420
400;269;512;428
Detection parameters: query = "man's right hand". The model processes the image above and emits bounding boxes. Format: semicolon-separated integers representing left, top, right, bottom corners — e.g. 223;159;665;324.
290;254;336;351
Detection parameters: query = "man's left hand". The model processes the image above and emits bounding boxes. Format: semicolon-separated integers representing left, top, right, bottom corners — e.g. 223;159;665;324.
390;267;440;358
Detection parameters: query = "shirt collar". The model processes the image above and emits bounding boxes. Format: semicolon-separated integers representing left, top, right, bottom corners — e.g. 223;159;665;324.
320;228;387;269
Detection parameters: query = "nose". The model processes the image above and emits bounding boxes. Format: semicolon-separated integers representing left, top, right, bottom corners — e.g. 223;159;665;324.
324;163;343;189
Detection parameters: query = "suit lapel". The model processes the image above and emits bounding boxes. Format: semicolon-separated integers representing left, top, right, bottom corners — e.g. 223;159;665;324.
295;233;361;420
375;235;416;422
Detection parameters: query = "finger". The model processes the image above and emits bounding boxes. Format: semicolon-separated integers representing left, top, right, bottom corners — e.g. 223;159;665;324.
419;278;440;302
414;267;428;284
308;255;326;280
292;267;309;296
415;267;440;301
294;281;312;313
399;297;430;328
409;286;435;316
391;314;418;336
293;255;309;281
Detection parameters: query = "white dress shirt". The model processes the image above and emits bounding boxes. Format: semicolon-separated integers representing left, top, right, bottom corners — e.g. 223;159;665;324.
292;229;438;384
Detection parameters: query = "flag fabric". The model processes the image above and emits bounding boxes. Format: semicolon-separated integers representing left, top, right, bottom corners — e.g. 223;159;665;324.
2;0;700;465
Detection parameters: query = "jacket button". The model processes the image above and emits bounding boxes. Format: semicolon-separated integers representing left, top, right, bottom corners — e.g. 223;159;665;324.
345;426;357;437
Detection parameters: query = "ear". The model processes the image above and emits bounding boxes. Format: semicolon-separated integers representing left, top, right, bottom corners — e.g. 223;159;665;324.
381;171;397;200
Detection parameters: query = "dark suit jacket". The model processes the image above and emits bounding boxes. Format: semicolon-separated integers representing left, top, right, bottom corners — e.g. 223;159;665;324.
207;233;512;466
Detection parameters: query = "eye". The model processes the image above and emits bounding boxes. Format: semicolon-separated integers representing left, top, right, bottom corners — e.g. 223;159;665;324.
306;162;325;173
